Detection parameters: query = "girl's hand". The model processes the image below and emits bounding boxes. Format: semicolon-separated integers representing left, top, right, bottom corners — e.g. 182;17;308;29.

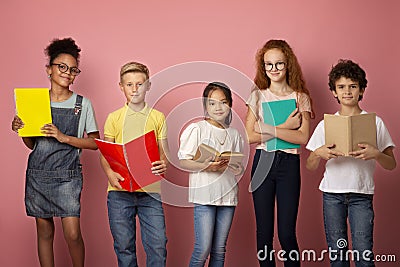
152;160;167;175
41;123;68;143
11;115;24;133
228;163;244;176
349;143;379;160
205;158;228;172
107;171;124;190
280;108;301;129
314;144;344;160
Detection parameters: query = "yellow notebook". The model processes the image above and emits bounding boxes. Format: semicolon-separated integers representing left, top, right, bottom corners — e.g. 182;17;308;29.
14;88;52;137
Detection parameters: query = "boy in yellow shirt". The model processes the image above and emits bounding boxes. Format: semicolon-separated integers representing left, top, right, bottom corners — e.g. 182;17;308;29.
100;62;168;267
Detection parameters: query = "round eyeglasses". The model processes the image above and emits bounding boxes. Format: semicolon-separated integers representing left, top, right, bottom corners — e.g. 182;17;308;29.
51;63;81;76
264;61;286;72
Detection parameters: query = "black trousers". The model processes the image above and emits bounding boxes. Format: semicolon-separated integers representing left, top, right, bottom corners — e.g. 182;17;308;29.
251;149;301;267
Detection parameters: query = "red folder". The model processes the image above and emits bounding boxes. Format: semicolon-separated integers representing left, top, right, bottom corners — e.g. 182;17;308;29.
95;130;162;191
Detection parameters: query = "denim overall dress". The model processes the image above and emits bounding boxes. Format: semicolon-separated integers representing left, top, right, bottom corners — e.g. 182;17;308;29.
25;95;83;218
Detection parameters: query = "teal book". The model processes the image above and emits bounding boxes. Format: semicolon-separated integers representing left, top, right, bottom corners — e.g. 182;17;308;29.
262;99;300;151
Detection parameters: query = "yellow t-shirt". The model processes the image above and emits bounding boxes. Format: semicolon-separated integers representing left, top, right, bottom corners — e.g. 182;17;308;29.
103;103;167;193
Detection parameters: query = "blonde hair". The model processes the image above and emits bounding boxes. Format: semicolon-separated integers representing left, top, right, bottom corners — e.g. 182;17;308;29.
120;62;149;82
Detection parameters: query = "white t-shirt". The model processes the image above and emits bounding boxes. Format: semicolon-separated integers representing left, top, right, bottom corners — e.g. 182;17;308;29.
306;111;395;194
178;120;243;206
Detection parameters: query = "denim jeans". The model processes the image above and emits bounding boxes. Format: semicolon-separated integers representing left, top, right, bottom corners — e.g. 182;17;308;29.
189;204;235;267
323;192;375;267
251;150;300;267
107;191;167;267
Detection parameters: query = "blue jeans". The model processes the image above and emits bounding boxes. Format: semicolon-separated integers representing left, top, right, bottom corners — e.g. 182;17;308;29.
107;191;167;267
323;192;375;267
189;204;235;267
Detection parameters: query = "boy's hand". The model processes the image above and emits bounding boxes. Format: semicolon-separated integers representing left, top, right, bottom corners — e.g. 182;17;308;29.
11;115;24;133
314;144;344;160
41;123;69;143
152;160;167;175
107;171;124;190
349;143;379;160
280;108;301;129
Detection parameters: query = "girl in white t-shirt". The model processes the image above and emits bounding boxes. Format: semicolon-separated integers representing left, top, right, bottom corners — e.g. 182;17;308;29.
178;82;244;267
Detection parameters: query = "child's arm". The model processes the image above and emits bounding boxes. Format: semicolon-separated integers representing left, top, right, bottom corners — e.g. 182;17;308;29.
180;158;228;173
99;136;124;190
306;144;344;170
257;111;311;145
245;107;274;144
41;123;99;150
12;115;36;149
349;144;396;170
151;138;169;175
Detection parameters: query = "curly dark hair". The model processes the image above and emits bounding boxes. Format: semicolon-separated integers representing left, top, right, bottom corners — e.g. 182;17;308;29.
44;37;81;65
328;59;367;102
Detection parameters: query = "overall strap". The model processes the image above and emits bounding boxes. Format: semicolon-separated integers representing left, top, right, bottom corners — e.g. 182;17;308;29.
74;94;83;116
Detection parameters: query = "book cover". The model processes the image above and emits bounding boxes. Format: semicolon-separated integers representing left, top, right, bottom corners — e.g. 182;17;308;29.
324;113;377;156
193;143;244;166
262;99;300;151
95;130;162;191
14;88;52;137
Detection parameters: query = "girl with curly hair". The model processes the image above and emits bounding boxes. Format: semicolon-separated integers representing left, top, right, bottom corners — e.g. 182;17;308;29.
245;39;313;267
11;37;99;267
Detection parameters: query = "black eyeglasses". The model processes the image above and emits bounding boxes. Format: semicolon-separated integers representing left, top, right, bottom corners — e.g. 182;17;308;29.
51;63;81;76
264;61;286;72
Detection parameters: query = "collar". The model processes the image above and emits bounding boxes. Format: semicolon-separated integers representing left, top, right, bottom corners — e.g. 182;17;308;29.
125;103;150;116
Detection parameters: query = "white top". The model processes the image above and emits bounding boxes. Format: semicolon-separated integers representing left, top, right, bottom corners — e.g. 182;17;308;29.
306;111;395;194
178;120;243;206
246;89;312;154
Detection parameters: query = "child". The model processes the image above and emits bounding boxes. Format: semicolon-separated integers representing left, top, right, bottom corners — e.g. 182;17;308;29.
306;59;396;267
99;62;168;267
178;82;244;267
11;37;99;267
245;39;313;267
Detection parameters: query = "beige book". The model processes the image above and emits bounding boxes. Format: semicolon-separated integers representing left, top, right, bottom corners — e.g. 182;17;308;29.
324;113;377;156
193;143;244;166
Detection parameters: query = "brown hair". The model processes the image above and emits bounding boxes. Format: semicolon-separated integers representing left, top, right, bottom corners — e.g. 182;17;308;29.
120;62;150;82
252;39;313;117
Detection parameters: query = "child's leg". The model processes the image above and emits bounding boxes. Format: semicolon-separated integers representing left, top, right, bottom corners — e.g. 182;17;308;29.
188;205;217;267
136;192;167;267
275;152;300;267
348;193;375;267
323;192;350;267
107;191;138;267
61;217;84;267
251;150;276;266
36;217;55;267
209;206;235;267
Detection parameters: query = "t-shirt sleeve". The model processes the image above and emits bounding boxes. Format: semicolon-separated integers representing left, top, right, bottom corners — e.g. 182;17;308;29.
178;123;200;160
246;90;260;119
298;93;312;113
156;112;168;140
104;113;116;139
376;117;395;151
306;120;325;152
82;98;99;134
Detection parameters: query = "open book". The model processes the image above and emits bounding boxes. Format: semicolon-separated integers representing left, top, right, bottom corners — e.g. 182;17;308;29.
193;143;244;166
14;88;52;137
95;130;162;191
262;99;300;151
324;113;377;156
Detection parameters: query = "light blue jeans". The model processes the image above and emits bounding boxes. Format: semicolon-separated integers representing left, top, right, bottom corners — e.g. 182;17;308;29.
323;192;375;267
189;204;235;267
107;191;167;267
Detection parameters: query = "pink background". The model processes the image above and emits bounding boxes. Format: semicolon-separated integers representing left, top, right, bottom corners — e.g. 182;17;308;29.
1;0;399;266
